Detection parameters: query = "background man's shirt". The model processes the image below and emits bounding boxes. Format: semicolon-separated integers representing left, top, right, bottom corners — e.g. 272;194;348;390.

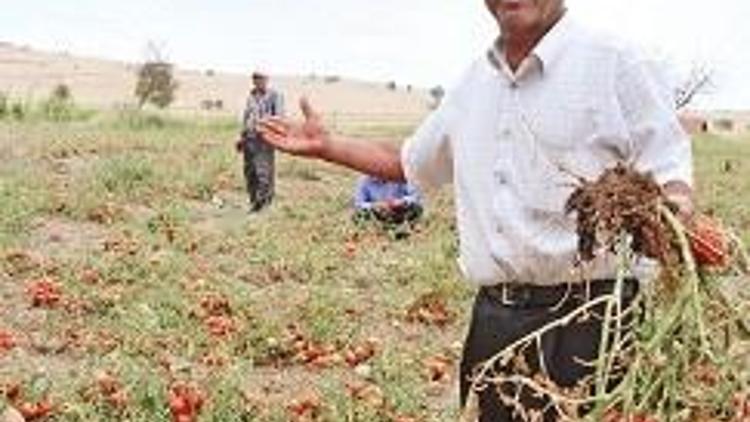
242;89;284;138
354;176;422;210
401;14;692;286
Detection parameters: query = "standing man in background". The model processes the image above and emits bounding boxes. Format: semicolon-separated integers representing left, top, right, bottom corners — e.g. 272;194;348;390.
236;71;284;213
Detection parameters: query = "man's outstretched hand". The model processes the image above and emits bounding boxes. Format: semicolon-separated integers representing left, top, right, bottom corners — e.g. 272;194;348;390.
256;97;329;158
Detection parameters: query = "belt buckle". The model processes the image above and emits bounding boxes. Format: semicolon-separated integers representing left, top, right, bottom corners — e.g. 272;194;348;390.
500;285;516;306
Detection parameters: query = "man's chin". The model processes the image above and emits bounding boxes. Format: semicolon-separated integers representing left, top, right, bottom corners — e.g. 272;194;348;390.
501;20;533;34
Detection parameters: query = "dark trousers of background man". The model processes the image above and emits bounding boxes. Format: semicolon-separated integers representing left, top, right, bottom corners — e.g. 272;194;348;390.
459;278;639;421
243;136;275;212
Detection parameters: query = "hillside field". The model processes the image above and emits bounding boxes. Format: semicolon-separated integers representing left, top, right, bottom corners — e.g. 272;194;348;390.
0;111;749;421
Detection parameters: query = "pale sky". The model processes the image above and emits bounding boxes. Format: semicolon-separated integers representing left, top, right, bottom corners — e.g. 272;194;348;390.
2;0;749;109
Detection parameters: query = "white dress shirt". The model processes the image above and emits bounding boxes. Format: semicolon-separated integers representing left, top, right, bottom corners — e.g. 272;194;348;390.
401;14;692;286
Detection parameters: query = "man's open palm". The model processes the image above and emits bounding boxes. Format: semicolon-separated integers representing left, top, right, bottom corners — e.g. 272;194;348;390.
256;97;328;157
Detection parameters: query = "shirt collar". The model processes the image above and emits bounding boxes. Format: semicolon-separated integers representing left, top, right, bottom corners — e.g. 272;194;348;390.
533;11;573;72
487;11;574;77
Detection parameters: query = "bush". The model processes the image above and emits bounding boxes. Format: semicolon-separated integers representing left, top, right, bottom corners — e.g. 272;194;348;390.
0;92;7;119
10;101;27;120
135;61;179;109
41;83;75;121
714;118;734;131
200;99;224;111
323;75;341;84
52;83;72;102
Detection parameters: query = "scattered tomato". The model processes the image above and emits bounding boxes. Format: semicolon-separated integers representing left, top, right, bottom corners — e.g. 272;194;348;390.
0;330;17;353
344;240;357;258
79;267;101;285
406;293;455;327
16;399;54;421
423;354;453;383
343;339;378;368
199;293;232;317
168;383;205;422
287;391;322;420
345;380;385;409
204;315;236;337
26;277;63;308
688;214;729;267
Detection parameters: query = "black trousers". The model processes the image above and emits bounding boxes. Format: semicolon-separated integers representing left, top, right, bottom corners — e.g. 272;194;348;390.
459;279;639;421
243;138;275;211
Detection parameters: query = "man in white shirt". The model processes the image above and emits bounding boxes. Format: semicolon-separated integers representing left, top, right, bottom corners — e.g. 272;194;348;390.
257;0;694;419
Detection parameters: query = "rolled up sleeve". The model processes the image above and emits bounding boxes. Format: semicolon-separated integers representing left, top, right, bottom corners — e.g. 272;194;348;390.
401;100;456;191
617;52;693;187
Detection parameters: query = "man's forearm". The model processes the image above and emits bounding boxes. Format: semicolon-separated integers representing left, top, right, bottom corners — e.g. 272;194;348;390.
318;136;405;182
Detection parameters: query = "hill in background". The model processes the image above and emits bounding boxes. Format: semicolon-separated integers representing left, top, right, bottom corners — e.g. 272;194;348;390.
0;42;432;125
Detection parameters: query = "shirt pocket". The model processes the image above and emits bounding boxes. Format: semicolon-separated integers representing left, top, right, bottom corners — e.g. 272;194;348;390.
531;102;601;152
509;103;602;214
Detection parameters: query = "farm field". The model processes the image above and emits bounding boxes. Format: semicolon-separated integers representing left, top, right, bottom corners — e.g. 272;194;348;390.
1;112;749;421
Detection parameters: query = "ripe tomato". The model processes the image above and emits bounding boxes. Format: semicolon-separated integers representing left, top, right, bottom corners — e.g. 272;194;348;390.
688;214;729;267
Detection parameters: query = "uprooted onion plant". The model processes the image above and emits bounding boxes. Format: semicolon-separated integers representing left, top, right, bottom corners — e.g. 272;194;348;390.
462;163;750;421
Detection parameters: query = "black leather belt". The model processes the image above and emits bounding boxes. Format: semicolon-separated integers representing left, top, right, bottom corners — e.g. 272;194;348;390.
480;278;639;308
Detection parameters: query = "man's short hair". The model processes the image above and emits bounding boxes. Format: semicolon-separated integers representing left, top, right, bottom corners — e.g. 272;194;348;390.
252;71;268;80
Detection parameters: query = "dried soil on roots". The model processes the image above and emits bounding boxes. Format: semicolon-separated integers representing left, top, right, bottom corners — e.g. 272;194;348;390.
565;163;677;266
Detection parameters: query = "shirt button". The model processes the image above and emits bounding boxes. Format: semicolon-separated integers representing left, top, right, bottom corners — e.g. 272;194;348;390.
495;171;508;185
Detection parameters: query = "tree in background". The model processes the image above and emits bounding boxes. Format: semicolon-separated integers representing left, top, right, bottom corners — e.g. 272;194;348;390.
52;83;72;102
135;42;178;109
675;63;713;110
42;83;75;121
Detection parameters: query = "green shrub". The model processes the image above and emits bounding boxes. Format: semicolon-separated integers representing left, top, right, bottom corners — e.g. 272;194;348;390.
41;83;75;121
135;61;178;109
10;100;27;120
52;83;72;102
0;92;7;119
